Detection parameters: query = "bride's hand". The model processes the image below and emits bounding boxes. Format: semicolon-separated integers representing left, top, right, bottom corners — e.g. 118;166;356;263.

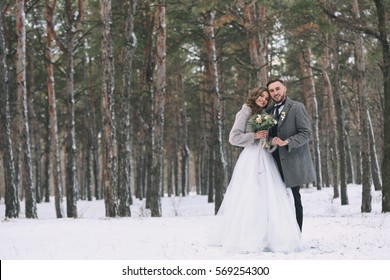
254;130;268;139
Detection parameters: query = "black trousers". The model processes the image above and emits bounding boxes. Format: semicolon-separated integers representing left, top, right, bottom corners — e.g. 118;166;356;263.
272;148;303;231
291;186;303;231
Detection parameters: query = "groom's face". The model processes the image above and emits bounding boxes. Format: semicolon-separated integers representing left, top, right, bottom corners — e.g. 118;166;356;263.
268;81;287;103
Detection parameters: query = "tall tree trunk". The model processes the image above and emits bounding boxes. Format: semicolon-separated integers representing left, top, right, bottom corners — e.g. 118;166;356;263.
87;62;100;200
257;4;268;86
200;67;213;200
149;0;166;217
352;0;372;213
207;146;215;204
320;33;331;188
135;141;145;200
350;80;363;185
372;0;390;212
26;34;42;204
328;34;339;198
167;149;173;196
204;9;228;214
42;108;51;203
332;36;348;205
63;0;83;218
80;54;92;201
141;0;154;210
355;139;362;184
64;36;79;218
45;0;65;218
176;74;189;196
195;153;201;194
199;70;209;197
16;0;37;218
345;127;355;184
367;111;382;191
236;0;267;86
299;46;322;190
0;2;19;218
118;0;137;217
170;78;181;196
101;0;118;217
174;139;179;196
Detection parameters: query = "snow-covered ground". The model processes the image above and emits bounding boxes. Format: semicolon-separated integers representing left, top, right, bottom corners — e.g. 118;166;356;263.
0;185;390;280
1;184;389;260
1;184;389;280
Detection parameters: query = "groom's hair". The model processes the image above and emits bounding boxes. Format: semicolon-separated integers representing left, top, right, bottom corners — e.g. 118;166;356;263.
266;77;285;88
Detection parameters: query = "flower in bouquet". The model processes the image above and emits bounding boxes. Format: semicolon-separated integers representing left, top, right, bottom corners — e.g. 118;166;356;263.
248;113;278;150
248;113;277;132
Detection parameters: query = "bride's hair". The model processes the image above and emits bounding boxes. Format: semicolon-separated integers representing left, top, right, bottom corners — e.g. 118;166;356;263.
246;86;269;114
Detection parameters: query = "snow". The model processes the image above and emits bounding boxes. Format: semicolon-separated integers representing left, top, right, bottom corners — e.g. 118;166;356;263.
1;184;389;279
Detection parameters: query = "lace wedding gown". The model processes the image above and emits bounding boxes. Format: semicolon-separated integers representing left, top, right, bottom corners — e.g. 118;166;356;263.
209;142;302;253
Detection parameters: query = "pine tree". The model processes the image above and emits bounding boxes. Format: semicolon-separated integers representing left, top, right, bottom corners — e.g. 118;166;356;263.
0;1;19;218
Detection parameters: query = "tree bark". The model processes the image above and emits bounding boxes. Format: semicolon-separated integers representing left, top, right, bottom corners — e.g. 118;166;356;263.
175;74;190;196
87;62;100;200
45;0;65;218
80;55;92;201
328;34;339;198
367;111;382;191
140;0;154;210
345;127;355;184
204;9;228;214
180;102;190;196
100;0;119;217
331;35;348;205
16;0;37;218
236;0;267;86
320;32;331;188
118;0;137;217
299;45;322;190
372;0;390;212
26;33;42;204
352;0;372;212
0;1;19;218
149;0;166;217
63;0;84;218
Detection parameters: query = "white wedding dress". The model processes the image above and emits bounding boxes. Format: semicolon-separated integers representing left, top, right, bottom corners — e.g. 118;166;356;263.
209;141;302;253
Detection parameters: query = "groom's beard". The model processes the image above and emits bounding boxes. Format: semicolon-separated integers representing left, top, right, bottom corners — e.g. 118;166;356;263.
272;94;286;104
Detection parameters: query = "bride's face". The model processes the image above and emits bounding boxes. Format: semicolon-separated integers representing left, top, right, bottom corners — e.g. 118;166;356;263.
255;91;270;108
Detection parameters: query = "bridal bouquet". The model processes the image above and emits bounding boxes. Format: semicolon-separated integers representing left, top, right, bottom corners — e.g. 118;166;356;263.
248;113;277;132
248;113;277;150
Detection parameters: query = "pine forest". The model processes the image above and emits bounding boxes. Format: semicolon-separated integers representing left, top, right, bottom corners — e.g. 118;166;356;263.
0;0;389;218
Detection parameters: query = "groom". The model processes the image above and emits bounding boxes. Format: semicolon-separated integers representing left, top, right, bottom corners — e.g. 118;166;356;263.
266;77;316;231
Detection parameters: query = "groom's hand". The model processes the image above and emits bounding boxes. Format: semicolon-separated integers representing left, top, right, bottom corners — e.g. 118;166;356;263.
278;139;289;146
272;137;289;146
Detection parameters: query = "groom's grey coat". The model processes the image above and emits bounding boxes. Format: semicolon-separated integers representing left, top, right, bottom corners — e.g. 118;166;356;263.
267;97;316;188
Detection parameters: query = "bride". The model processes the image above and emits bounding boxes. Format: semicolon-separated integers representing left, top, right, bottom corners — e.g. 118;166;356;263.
210;86;302;253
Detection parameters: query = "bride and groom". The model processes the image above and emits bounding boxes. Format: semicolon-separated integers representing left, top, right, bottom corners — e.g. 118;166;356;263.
210;77;316;253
